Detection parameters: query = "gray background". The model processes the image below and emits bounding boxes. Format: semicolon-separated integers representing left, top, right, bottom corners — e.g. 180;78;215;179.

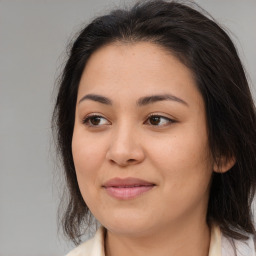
1;0;255;255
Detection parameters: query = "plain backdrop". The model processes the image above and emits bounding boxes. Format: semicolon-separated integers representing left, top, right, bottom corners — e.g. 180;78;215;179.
0;0;255;255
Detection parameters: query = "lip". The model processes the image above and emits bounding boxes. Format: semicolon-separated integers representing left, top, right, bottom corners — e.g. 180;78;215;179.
103;177;156;200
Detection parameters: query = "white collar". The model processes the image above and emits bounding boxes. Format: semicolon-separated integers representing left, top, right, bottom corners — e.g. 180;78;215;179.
66;224;255;256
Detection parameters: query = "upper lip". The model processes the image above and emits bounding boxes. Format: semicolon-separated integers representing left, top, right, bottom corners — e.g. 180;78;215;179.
103;177;155;187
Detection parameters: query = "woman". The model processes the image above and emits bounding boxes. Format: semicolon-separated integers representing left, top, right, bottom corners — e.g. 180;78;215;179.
52;0;256;255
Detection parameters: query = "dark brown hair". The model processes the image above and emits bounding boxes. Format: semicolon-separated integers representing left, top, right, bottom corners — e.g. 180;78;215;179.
52;0;256;245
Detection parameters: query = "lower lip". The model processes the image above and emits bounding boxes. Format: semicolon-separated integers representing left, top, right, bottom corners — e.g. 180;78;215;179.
104;185;155;200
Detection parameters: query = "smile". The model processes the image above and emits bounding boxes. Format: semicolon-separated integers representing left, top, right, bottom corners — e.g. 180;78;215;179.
103;177;156;200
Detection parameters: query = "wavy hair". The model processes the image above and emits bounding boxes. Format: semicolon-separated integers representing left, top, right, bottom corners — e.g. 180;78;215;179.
52;0;256;245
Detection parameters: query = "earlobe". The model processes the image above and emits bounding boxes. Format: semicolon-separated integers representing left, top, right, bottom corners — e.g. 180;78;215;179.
213;156;236;173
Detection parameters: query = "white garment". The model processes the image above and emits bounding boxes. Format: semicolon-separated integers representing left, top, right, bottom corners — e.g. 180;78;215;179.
66;225;255;256
222;233;255;256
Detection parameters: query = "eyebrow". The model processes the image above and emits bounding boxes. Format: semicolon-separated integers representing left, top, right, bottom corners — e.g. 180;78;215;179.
79;94;112;105
78;93;188;107
137;94;188;107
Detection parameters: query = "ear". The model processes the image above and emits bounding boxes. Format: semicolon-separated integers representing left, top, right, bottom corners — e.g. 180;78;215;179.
213;156;236;173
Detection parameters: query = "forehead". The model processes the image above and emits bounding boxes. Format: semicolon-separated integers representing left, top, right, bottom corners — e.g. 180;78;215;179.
77;41;203;108
82;41;187;79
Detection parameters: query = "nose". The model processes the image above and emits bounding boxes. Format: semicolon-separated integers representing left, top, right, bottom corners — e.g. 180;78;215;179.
106;124;145;167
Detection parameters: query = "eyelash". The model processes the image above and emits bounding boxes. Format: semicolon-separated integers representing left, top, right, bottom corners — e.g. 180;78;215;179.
145;114;176;126
82;114;110;127
82;113;176;128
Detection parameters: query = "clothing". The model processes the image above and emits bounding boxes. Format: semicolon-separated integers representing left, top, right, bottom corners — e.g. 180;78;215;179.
66;225;255;256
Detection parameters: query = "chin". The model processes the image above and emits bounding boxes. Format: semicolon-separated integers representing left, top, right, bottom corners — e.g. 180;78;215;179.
100;215;157;237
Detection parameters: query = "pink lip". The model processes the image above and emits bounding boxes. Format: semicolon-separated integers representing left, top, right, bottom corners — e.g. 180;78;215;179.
103;177;156;200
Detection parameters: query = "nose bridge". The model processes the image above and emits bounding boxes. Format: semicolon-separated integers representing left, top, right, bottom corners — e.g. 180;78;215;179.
112;119;138;153
106;118;144;166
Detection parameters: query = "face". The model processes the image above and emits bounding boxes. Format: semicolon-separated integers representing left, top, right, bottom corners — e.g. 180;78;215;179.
72;42;214;237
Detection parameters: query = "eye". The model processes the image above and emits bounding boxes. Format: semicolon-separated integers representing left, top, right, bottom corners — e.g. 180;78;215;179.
82;114;110;127
144;114;175;126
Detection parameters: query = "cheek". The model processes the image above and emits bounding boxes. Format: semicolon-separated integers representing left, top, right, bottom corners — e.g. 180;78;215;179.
71;128;107;195
149;130;210;169
147;124;213;193
72;137;100;174
148;134;212;216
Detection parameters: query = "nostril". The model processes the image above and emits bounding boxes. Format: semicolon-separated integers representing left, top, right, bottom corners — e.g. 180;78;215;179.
127;159;136;163
110;159;116;164
109;158;136;166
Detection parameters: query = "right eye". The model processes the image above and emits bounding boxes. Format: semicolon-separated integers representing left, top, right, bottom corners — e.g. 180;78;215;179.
82;114;110;127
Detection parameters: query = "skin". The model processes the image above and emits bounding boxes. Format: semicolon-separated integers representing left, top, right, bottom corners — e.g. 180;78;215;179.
72;42;229;256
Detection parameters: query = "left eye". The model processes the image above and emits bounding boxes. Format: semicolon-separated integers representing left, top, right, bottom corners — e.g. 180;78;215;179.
145;115;174;126
82;115;110;127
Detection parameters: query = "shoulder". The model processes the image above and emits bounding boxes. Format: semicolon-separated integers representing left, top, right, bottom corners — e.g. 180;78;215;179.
221;231;256;256
66;227;105;256
210;223;256;256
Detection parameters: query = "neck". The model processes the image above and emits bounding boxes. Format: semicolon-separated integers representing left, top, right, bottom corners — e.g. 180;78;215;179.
105;219;211;256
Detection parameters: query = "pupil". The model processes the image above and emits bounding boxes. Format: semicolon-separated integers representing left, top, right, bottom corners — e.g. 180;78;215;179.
150;116;160;125
91;117;101;125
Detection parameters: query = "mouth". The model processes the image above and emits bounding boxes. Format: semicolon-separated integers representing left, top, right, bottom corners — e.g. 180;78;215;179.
103;177;156;200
